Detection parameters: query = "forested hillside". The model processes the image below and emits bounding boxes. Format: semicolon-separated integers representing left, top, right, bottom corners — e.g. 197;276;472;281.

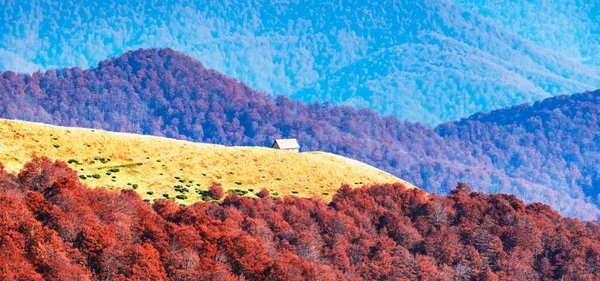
1;48;599;219
1;0;599;124
437;92;600;207
452;0;600;66
3;157;600;280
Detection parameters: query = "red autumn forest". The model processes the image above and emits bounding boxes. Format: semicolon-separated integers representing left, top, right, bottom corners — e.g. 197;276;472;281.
2;156;600;280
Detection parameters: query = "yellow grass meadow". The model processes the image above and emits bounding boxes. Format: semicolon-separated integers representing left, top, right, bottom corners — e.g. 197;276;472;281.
0;118;414;204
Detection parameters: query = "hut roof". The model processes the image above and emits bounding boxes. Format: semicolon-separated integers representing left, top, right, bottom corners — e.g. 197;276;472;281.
272;139;300;149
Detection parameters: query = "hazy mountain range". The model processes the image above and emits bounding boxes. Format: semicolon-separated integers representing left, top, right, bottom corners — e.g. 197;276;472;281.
1;0;599;125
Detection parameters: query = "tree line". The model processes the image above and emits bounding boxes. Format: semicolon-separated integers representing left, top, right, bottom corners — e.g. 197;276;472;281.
2;156;600;280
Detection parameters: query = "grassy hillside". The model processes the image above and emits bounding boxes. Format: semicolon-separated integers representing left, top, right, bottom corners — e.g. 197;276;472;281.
0;119;411;203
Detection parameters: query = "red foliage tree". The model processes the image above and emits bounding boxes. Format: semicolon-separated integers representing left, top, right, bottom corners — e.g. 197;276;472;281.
256;188;269;198
208;182;224;200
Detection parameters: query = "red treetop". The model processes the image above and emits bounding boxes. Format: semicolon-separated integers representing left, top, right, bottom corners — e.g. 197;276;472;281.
208;182;224;200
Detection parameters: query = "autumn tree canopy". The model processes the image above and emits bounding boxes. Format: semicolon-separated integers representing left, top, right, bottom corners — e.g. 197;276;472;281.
1;157;600;280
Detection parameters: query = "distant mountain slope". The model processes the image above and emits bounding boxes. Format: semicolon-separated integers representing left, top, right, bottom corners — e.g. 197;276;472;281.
437;90;600;206
452;0;600;66
292;34;591;123
0;118;406;203
1;48;599;219
1;0;599;124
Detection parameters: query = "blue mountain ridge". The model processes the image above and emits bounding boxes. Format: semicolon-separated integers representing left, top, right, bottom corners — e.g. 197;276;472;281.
1;0;599;125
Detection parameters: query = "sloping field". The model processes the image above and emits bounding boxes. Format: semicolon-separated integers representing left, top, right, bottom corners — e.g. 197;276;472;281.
0;119;413;203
